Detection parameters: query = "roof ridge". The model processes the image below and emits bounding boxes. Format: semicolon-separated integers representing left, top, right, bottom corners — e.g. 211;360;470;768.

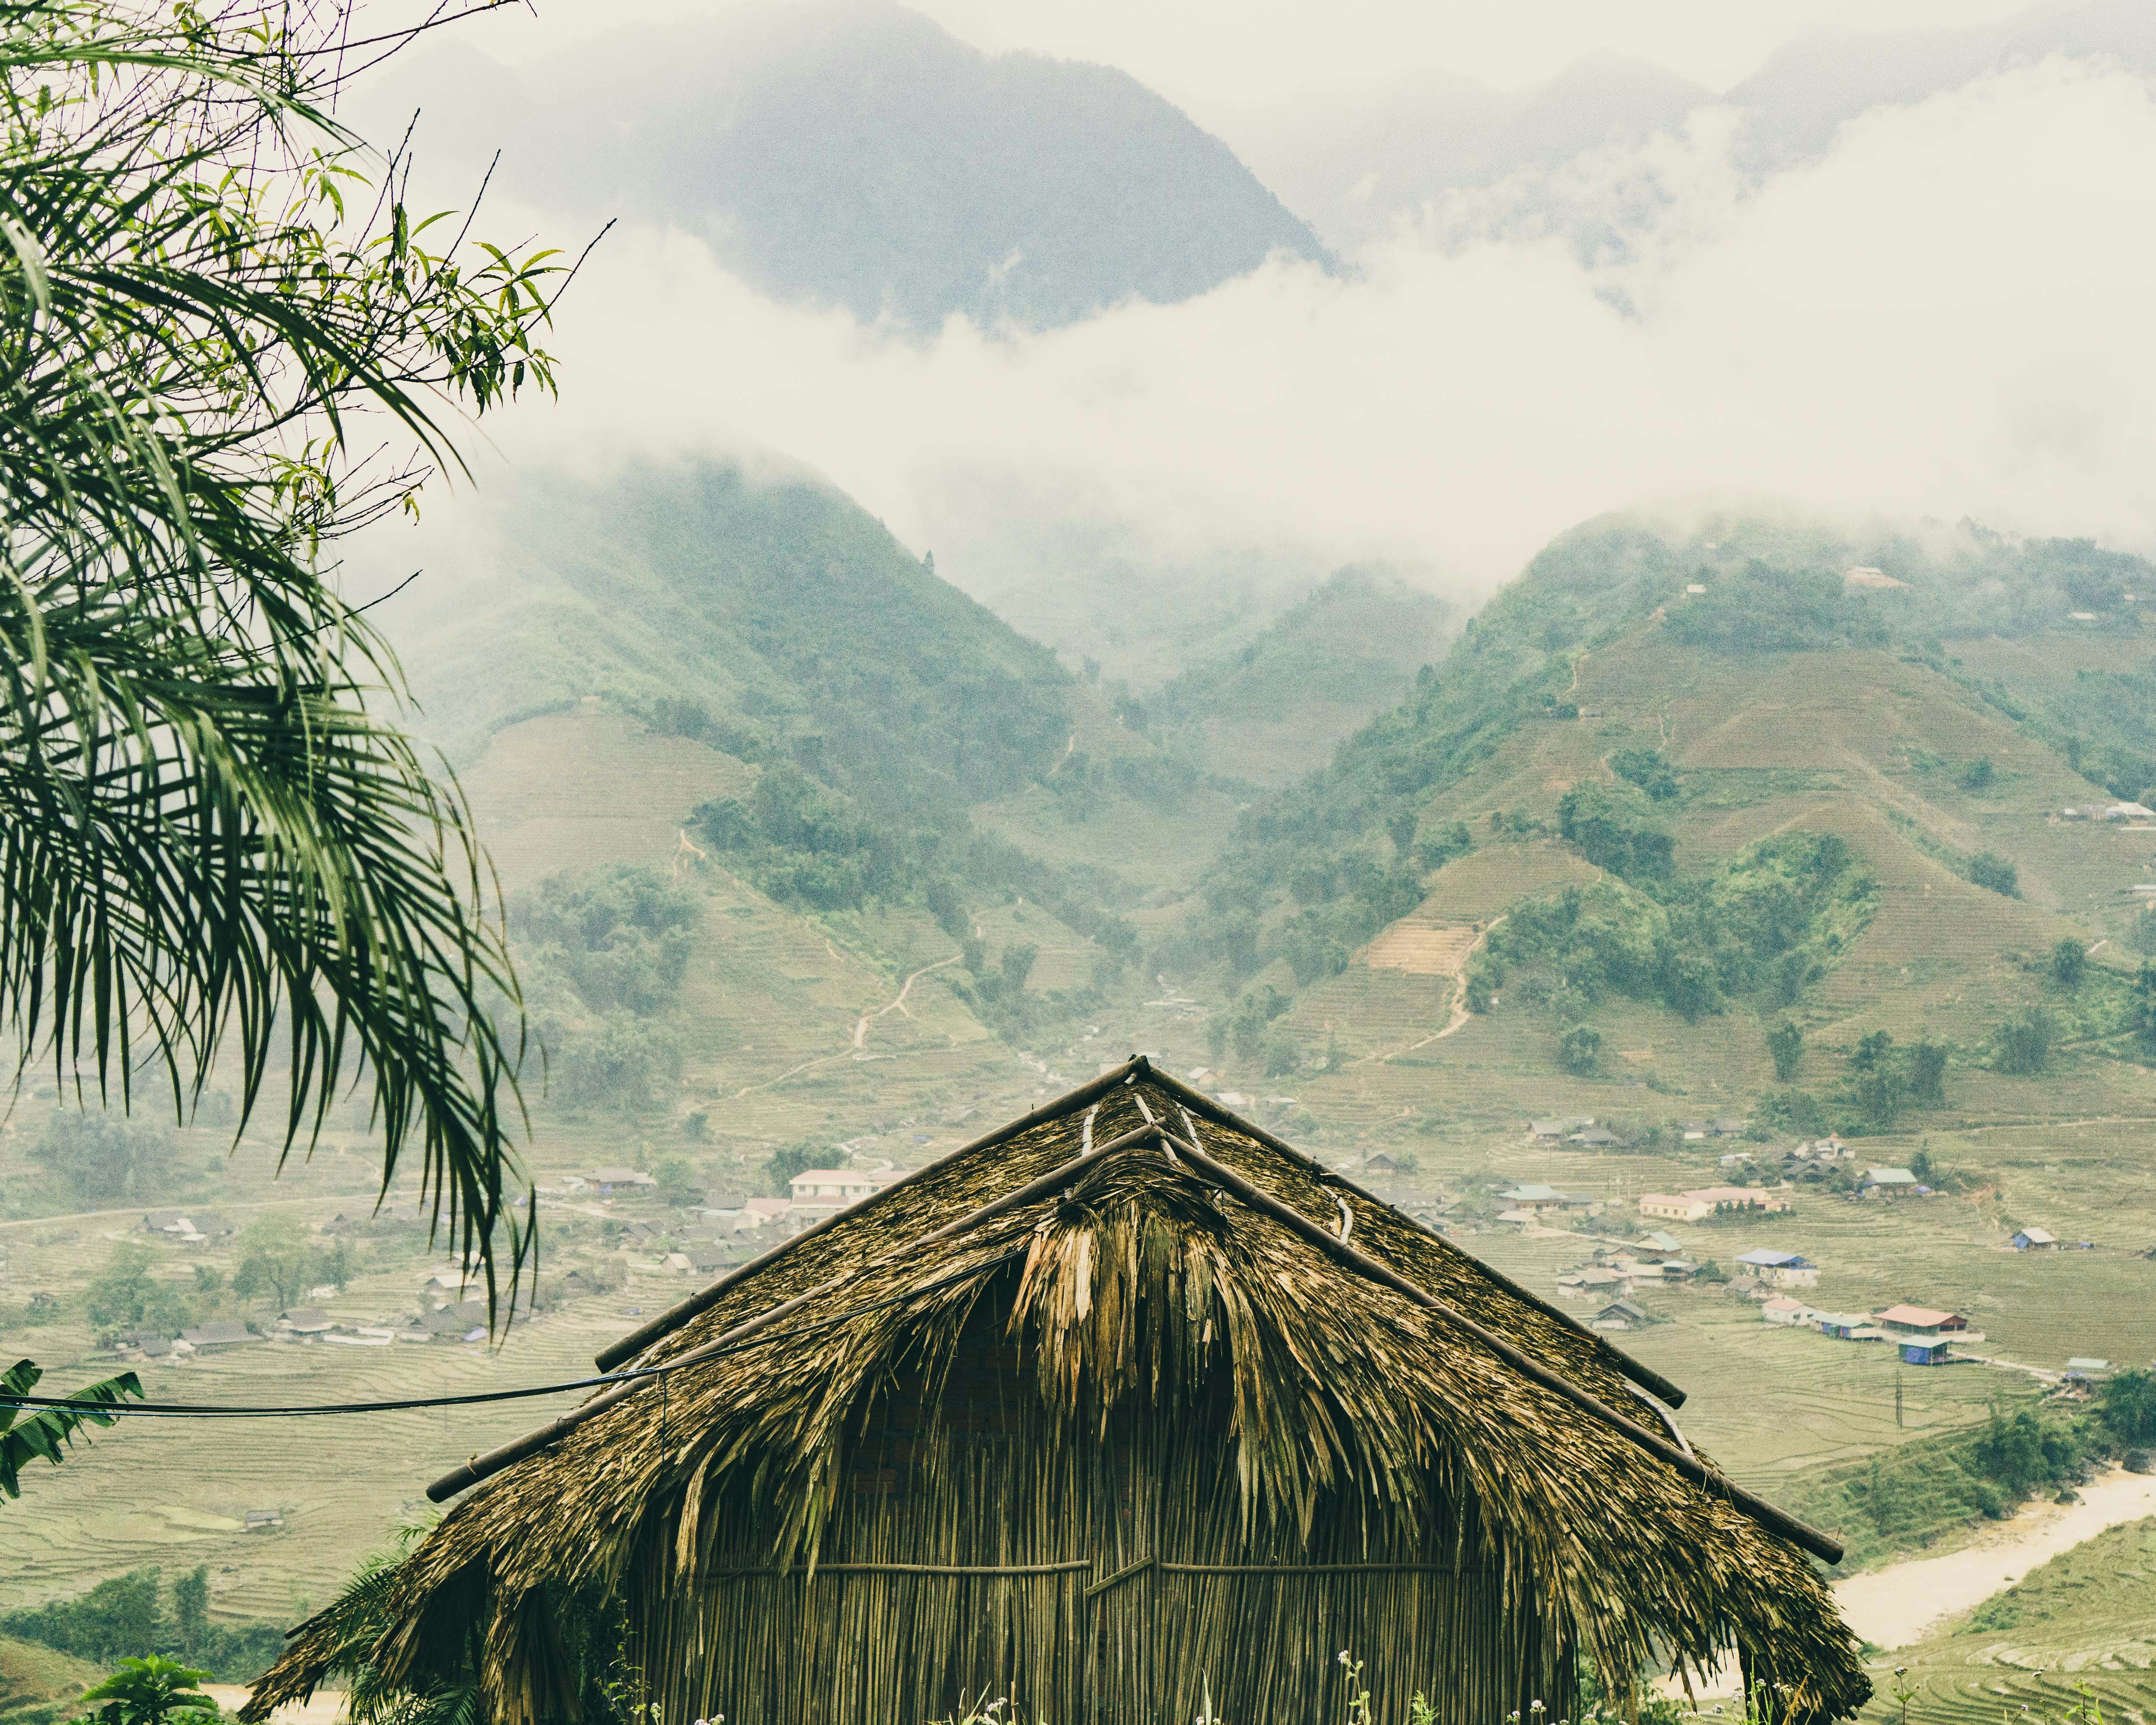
593;1056;1149;1372
1143;1067;1686;1411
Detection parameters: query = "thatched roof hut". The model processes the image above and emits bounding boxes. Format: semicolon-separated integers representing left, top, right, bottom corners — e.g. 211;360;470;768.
248;1059;1866;1725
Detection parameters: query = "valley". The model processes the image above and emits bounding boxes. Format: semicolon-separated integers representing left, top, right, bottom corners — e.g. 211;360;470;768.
7;489;2156;1725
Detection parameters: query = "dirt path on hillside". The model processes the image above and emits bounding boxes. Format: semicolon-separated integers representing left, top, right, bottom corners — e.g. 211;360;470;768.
1357;916;1507;1065
1833;1467;2156;1650
852;954;961;1048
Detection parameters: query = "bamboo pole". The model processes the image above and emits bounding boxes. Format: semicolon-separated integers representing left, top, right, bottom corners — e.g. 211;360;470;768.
596;1059;1149;1371
1164;1132;1844;1564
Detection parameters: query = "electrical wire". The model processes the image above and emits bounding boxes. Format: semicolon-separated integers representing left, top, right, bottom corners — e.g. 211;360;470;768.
0;1247;1025;1421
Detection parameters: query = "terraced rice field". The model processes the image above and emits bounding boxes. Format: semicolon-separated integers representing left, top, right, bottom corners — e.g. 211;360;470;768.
1867;1515;2156;1725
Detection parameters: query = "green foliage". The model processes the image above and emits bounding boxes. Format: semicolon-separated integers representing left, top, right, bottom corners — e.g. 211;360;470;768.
28;1113;177;1207
1664;561;1888;654
511;868;699;1014
1557;1024;1601;1075
761;1141;817;1199
228;1217;349;1313
1958;756;1996;791
1761;1088;1829;1137
1473;832;1871;1026
1609;747;1678;800
1907;1039;1949;1106
0;1359;141;1503
2050;938;2088;989
1968;851;2020;897
2135;964;2156;1057
5;1566;313;1687
1973;1404;2094;1497
0;0;572;1294
1996;1007;2057;1075
82;1247;189;1343
1555;781;1673;881
650;1157;702;1209
1412;820;1473;871
2099;1368;2156;1448
72;1656;216;1725
1766;1019;1804;1082
1852;1030;1894;1071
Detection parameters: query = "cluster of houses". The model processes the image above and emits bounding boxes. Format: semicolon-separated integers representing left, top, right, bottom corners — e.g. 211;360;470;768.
1556;1237;1700;1331
1761;1298;1984;1364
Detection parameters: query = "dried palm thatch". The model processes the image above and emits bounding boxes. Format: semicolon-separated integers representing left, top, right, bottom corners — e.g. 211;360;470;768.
247;1060;1868;1725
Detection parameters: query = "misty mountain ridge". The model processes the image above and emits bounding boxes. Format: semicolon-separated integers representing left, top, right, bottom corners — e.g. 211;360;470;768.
1206;0;2153;260
355;1;1323;331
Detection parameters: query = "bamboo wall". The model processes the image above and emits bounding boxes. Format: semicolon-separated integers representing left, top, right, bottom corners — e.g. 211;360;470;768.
635;1312;1576;1725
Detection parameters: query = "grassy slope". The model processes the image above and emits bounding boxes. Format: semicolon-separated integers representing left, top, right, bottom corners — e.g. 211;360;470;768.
1880;1514;2156;1725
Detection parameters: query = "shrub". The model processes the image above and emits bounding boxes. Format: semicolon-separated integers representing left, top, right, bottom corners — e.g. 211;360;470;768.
1968;851;2019;896
2050;938;2087;989
1766;1019;1804;1081
1996;1007;2056;1074
1958;757;1996;791
1557;1024;1602;1075
1556;781;1673;881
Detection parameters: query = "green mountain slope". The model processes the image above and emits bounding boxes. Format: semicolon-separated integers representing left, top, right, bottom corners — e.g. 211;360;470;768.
1163;511;2156;1139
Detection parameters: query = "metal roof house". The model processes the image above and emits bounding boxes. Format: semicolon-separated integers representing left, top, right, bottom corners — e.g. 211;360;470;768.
2011;1228;2057;1250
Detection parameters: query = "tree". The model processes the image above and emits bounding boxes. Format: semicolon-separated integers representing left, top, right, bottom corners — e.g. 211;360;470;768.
1968;853;2020;897
0;1;585;1298
1957;757;1995;791
2050;938;2087;989
1907;1039;1948;1107
651;1156;702;1208
2137;964;2156;1058
2100;1367;2156;1448
1000;943;1039;994
1857;1067;1906;1131
83;1244;189;1341
75;1656;218;1725
1557;1024;1601;1075
229;1217;346;1311
1;1358;142;1504
1766;1019;1804;1082
29;1111;176;1206
1996;1008;2056;1075
1852;1030;1894;1072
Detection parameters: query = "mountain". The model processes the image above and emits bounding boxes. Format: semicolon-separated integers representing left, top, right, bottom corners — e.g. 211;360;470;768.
355;2;1325;330
1724;0;2156;175
1134;565;1455;785
1163;509;2156;1146
379;456;1072;815
1201;52;1711;253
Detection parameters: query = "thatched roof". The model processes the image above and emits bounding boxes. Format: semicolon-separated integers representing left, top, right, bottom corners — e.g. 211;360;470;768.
247;1060;1867;1721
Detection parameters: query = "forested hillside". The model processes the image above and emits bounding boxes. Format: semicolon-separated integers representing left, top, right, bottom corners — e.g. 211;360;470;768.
1161;510;2156;1142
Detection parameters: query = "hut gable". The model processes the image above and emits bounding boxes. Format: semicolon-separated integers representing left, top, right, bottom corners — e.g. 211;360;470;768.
245;1058;1867;1725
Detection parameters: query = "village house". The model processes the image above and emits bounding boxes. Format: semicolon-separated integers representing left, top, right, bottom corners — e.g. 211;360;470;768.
587;1167;658;1195
734;1196;793;1231
1592;1298;1654;1332
1639;1230;1684;1253
1875;1305;1974;1342
787;1168;900;1212
1862;1168;1921;1196
2011;1228;2057;1250
1734;1249;1821;1289
1498;1182;1592;1215
1571;1126;1619;1148
247;1058;1865;1725
1678;1120;1708;1141
1761;1296;1820;1327
1639;1187;1790;1222
1815;1312;1885;1342
1710;1117;1749;1137
179;1319;260;1352
276;1308;334;1338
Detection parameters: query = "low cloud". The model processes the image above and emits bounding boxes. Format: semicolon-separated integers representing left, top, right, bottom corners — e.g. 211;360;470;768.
436;55;2156;628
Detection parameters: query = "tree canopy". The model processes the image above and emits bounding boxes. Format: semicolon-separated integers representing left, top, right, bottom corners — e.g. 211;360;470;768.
1;1;587;1295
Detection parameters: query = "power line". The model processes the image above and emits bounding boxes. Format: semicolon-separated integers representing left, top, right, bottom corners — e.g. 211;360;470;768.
0;1248;1022;1421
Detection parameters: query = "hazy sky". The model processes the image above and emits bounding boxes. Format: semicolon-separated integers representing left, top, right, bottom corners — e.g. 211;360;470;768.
441;0;2038;97
356;0;2156;619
